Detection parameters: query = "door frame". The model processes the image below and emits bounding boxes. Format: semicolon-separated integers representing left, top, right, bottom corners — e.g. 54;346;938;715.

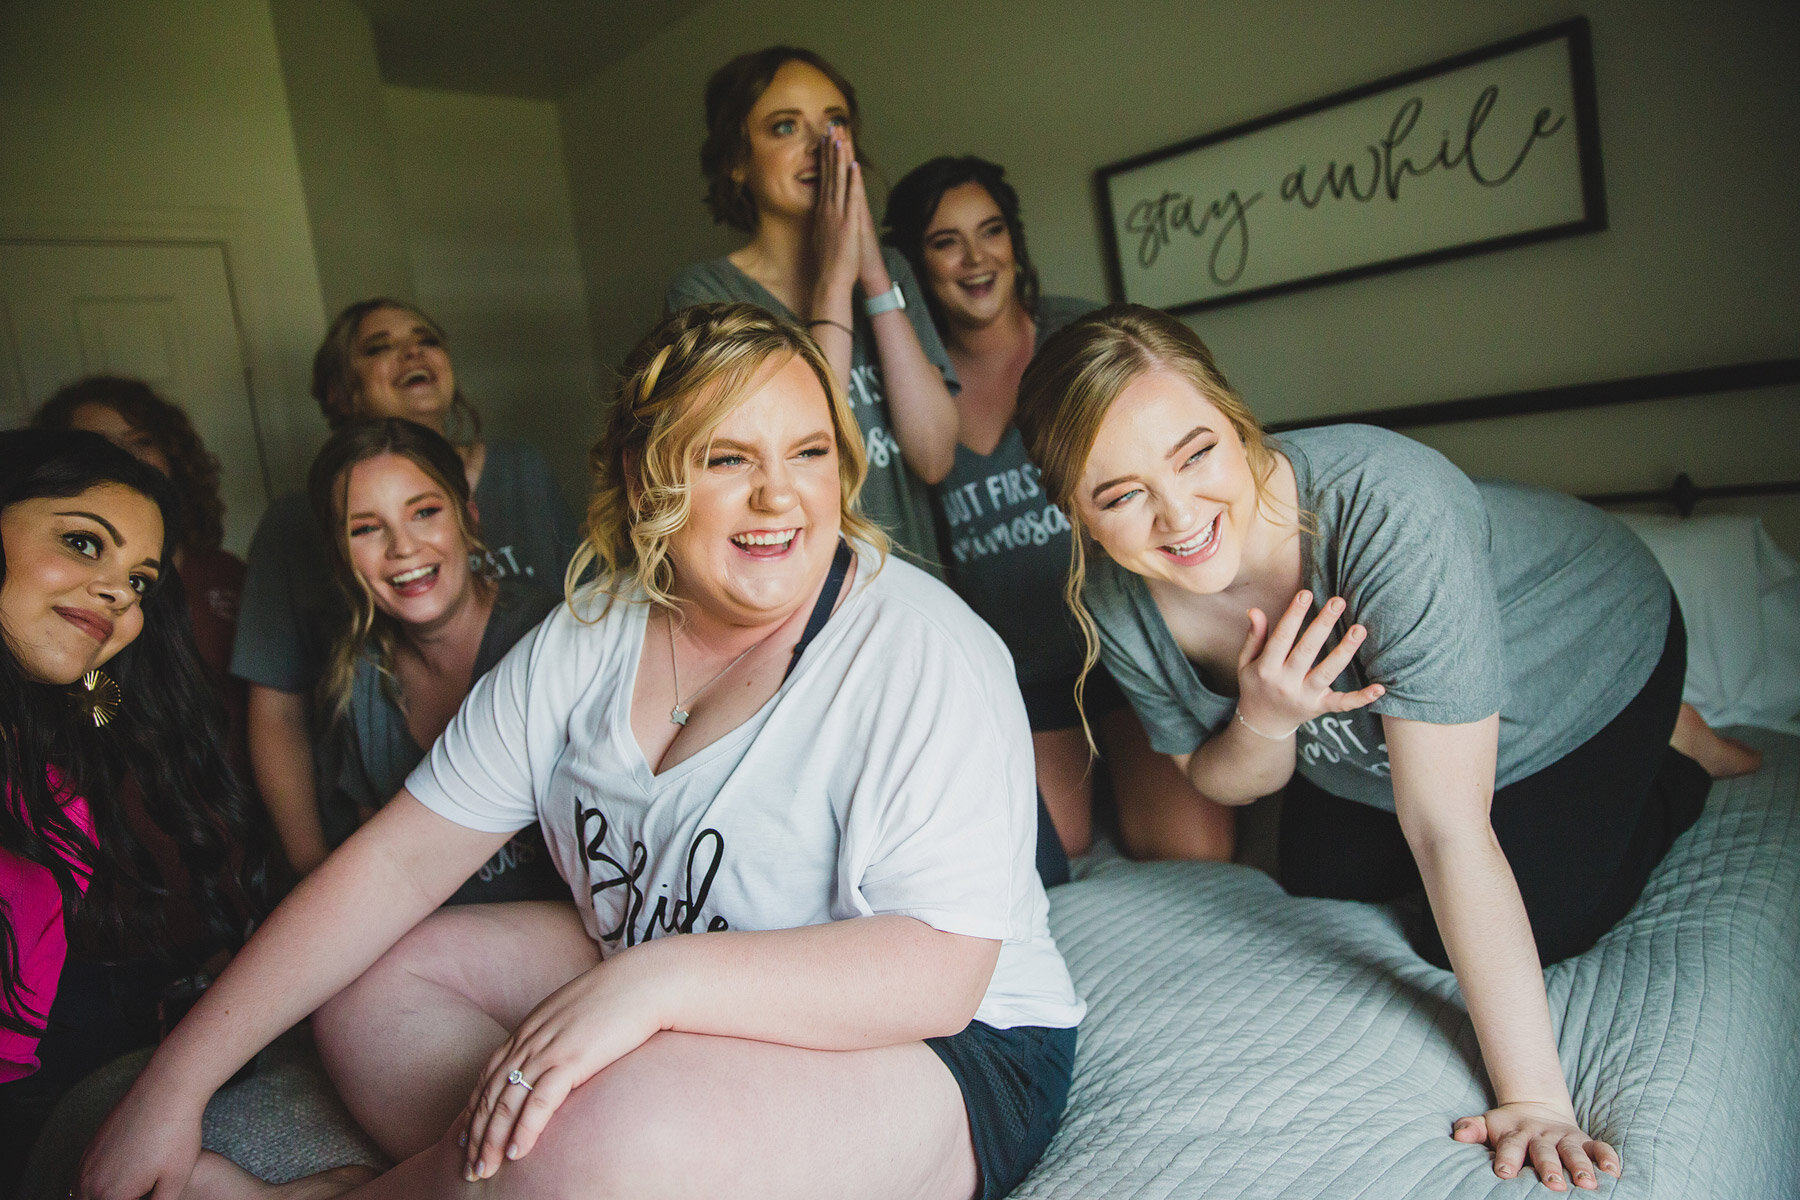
0;203;321;493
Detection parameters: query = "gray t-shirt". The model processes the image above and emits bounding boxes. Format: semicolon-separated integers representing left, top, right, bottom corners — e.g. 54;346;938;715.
231;436;579;695
935;295;1098;688
1086;424;1671;811
665;248;957;577
328;581;565;905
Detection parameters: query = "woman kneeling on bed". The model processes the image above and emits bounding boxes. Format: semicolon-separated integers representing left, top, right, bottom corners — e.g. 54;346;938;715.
1014;304;1755;1193
79;302;1084;1200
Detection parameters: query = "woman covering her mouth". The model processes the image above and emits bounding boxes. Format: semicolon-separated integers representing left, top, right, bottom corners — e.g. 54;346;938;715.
307;418;564;906
1015;303;1759;1193
234;299;580;882
666;46;961;578
79;303;1081;1200
883;155;1234;868
0;430;269;1185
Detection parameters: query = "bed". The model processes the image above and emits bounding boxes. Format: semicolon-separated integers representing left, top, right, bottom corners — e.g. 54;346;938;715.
1023;726;1800;1198
21;726;1799;1198
19;363;1800;1198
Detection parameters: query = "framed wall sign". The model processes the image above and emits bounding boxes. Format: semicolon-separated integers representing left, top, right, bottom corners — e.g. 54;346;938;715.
1096;18;1606;313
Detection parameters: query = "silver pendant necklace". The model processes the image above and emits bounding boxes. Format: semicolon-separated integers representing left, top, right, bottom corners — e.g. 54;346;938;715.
667;613;764;726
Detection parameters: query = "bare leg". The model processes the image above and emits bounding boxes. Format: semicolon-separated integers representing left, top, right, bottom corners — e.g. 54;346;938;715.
1099;705;1235;861
276;955;979;1200
1034;726;1096;855
1671;702;1762;778
310;901;597;1159
183;1153;375;1199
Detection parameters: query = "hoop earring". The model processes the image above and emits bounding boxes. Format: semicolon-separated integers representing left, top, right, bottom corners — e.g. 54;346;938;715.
68;669;123;728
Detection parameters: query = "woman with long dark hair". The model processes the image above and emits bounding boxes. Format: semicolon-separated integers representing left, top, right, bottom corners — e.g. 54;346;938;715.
33;375;253;789
0;429;268;1185
666;46;959;576
234;300;579;879
883;156;1233;862
307;419;562;902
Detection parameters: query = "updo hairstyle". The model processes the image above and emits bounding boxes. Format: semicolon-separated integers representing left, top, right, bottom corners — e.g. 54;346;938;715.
700;46;864;233
571;302;884;612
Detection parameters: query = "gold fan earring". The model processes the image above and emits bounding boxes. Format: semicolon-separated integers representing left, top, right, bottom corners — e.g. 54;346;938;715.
68;669;122;728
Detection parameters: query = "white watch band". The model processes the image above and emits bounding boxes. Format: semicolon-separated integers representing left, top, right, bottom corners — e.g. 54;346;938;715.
863;284;906;316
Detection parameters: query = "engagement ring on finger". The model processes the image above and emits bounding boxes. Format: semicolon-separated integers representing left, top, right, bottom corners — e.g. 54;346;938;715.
507;1068;535;1092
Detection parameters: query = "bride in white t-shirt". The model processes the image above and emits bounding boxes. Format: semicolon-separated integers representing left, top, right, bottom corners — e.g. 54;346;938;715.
78;303;1082;1200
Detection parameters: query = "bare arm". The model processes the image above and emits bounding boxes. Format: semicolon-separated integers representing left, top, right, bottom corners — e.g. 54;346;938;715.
245;683;328;875
1176;702;1301;806
464;915;1000;1175
1387;715;1619;1191
78;793;508;1199
853;166;957;482
808;129;957;481
1099;706;1235;861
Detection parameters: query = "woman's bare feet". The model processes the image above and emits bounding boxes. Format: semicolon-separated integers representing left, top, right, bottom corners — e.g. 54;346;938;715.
1672;703;1763;778
185;1152;379;1200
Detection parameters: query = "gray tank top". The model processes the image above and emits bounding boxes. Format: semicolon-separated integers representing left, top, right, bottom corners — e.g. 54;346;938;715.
934;296;1097;686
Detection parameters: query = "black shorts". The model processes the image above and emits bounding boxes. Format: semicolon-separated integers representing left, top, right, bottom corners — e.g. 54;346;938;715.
1020;668;1127;890
926;1021;1077;1200
1279;594;1709;967
1020;665;1125;734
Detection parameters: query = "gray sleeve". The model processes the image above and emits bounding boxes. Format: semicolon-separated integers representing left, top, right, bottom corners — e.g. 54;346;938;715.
665;262;733;313
229;494;326;693
881;248;959;394
1095;619;1213;757
332;718;378;813
477;441;578;585
1084;565;1220;757
1328;444;1507;725
513;440;580;573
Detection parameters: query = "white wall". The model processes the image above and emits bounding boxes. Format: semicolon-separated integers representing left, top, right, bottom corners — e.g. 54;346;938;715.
1;0;599;513
557;0;1800;548
0;0;329;488
271;0;416;317
382;86;601;504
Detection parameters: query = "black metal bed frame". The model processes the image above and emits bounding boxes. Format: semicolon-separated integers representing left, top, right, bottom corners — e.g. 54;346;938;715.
1266;357;1800;516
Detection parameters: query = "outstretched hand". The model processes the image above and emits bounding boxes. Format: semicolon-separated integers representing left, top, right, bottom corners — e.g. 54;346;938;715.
1235;591;1384;737
1454;1101;1622;1190
458;957;663;1182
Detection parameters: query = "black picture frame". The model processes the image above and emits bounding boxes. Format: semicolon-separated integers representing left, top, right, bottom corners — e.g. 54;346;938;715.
1095;17;1607;314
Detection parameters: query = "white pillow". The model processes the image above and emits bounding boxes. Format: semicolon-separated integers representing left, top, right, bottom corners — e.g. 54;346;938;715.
1618;513;1800;733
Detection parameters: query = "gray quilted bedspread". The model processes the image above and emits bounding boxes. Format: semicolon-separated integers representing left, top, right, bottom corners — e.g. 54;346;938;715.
1018;729;1800;1199
22;734;1798;1198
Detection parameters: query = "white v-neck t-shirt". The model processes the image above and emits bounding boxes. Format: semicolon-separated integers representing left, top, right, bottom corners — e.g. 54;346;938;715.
406;548;1084;1031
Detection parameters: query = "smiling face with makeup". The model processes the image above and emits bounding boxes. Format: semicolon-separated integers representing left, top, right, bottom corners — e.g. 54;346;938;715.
0;484;163;684
733;59;855;228
341;452;479;633
1075;369;1265;596
920;181;1019;331
349;306;457;430
665;353;844;628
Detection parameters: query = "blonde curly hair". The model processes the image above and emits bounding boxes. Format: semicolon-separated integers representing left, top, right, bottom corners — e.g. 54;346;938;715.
569;302;886;613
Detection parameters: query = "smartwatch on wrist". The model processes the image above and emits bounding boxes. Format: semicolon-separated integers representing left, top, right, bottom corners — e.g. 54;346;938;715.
863;284;906;316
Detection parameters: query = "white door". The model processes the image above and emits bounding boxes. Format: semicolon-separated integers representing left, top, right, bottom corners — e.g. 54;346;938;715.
0;239;271;555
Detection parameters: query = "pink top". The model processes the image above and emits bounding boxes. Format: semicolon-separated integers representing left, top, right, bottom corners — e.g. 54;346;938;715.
1;768;94;1083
